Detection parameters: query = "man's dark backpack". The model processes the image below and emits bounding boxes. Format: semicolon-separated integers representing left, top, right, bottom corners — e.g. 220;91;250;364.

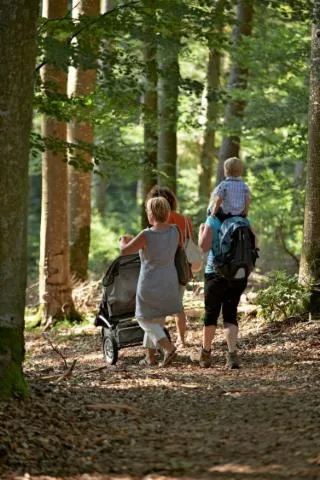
213;217;259;280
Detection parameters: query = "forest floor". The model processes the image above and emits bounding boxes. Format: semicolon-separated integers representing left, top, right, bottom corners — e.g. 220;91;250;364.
1;276;320;480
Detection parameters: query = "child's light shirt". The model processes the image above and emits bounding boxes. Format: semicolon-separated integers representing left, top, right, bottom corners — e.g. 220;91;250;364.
212;176;251;215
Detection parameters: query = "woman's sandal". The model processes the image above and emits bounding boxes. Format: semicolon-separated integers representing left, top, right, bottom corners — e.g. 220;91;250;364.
139;357;157;367
160;347;177;367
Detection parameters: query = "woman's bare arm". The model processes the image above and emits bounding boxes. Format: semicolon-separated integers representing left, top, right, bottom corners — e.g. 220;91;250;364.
198;223;213;253
119;231;146;255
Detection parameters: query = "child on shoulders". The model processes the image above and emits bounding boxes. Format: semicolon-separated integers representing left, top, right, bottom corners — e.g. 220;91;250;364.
208;157;251;223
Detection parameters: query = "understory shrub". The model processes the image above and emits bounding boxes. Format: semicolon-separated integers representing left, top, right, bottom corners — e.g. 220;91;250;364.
255;271;310;322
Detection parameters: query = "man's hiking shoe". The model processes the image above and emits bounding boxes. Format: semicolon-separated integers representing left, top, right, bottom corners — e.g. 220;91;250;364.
226;351;240;369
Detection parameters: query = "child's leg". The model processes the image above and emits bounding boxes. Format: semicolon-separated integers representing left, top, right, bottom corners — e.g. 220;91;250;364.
215;208;228;223
175;311;186;345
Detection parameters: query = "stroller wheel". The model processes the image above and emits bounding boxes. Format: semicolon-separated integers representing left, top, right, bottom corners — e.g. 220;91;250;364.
102;330;118;365
164;327;171;342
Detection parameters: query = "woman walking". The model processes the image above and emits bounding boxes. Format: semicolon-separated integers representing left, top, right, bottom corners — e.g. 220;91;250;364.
120;196;181;367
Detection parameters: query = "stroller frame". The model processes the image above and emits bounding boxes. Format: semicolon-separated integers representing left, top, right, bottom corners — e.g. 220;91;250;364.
95;253;144;365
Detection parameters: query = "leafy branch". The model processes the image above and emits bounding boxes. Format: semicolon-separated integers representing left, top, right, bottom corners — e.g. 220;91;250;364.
35;0;142;72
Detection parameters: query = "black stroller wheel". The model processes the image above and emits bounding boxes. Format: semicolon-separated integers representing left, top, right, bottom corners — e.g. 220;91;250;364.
103;331;118;365
164;327;171;342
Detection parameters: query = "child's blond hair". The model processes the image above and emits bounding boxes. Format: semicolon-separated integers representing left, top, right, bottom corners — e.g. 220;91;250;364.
146;196;170;223
224;157;243;177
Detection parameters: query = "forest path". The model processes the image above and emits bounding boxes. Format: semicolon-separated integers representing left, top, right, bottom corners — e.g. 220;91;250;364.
1;288;320;480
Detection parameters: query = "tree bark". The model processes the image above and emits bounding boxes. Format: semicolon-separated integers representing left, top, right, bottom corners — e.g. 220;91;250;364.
216;0;253;184
39;0;75;326
0;0;38;398
158;25;181;194
141;0;158;228
93;0;116;217
299;1;320;293
68;0;100;281
198;0;225;204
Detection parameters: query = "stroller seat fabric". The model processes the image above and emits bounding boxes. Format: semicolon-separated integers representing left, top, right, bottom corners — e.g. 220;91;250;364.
95;253;140;325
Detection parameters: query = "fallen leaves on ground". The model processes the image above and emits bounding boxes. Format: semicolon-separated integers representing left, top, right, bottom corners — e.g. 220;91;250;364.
1;284;320;480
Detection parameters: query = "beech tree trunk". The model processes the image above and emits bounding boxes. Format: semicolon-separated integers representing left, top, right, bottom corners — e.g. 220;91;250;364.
68;0;100;281
39;0;75;326
0;0;38;399
141;0;158;228
93;0;115;217
158;27;181;194
216;0;253;184
198;0;225;204
299;1;320;298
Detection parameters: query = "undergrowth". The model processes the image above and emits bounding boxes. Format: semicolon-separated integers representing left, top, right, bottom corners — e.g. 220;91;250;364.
255;271;310;322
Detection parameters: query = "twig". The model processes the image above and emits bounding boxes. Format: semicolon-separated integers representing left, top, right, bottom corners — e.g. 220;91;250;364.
275;224;300;267
42;332;68;370
83;365;107;374
40;359;77;382
55;359;77;382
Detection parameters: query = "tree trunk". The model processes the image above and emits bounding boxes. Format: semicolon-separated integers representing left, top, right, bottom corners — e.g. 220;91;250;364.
0;0;38;399
158;30;180;194
93;0;116;217
198;0;225;204
93;168;108;217
216;0;253;184
141;0;158;228
39;0;75;326
68;0;100;281
299;1;320;298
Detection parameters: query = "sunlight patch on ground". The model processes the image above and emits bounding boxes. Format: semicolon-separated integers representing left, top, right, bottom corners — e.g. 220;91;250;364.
208;462;284;473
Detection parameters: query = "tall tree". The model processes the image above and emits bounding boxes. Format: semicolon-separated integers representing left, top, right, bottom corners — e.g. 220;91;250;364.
93;0;115;218
39;0;75;326
158;9;181;194
0;0;38;398
141;0;158;227
198;0;225;205
299;0;320;294
68;0;100;281
216;0;253;183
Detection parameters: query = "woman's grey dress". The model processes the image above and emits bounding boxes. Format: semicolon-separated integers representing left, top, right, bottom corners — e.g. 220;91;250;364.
135;225;182;320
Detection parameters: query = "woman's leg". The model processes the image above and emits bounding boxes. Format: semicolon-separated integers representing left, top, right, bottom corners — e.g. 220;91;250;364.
224;323;238;352
175;311;187;345
193;274;223;367
221;278;247;368
175;285;187;346
138;317;176;366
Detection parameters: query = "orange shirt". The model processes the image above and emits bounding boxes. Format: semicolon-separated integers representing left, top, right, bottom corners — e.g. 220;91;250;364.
168;211;193;244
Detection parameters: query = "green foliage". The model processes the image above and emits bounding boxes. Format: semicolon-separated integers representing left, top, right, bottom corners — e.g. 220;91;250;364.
27;0;314;281
89;204;140;277
89;214;121;275
255;272;310;322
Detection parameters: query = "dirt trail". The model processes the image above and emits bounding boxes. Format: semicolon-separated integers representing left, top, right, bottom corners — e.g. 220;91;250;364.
0;293;320;480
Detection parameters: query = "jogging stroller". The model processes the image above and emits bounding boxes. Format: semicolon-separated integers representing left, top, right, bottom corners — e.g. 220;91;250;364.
95;253;172;365
94;253;144;365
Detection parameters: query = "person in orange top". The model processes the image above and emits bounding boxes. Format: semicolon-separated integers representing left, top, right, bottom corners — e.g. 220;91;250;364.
146;185;194;347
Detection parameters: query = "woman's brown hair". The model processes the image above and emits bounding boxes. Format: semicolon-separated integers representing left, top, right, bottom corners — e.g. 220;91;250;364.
146;185;178;211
